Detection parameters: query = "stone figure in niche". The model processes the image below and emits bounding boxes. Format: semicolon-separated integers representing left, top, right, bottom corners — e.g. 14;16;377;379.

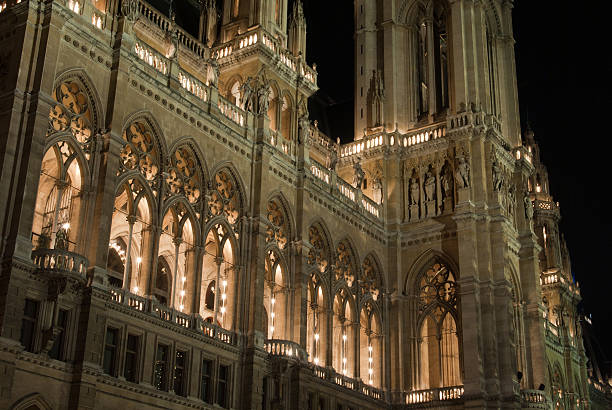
257;80;271;115
122;0;139;21
240;78;254;112
206;59;219;88
353;160;366;189
409;177;420;205
507;185;516;215
372;177;383;204
424;169;436;202
54;227;69;251
327;148;338;171
524;194;534;220
441;164;453;199
455;156;470;188
298;114;310;144
492;158;503;191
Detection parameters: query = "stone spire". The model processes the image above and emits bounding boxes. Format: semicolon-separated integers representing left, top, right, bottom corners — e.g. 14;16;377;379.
288;0;306;59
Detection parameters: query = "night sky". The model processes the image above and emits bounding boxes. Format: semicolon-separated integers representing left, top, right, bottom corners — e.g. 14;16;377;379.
299;1;612;362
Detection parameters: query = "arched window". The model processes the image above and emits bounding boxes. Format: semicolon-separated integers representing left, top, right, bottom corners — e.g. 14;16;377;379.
417;262;461;389
264;250;288;340
280;95;292;141
333;288;356;378
360;255;383;387
32;142;84;252
154;256;171;305
307;275;327;367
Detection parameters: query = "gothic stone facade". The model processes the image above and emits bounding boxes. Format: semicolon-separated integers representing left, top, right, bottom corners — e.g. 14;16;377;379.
0;0;592;409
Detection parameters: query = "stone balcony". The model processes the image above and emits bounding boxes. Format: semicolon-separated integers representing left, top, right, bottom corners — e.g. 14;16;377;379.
520;389;549;409
109;287;236;346
31;247;89;278
393;385;464;408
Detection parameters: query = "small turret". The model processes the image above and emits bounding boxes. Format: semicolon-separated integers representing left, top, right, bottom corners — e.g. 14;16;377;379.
288;0;306;59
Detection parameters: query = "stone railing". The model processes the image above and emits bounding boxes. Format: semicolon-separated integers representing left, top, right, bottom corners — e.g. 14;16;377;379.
308;127;338;158
136;0;207;59
308;159;382;221
264;339;308;362
404;385;464;405
310;160;331;184
338;122;447;162
108;288;235;345
520;389;549;409
218;94;246;127
211;26;317;86
31;248;88;277
309;364;384;401
269;131;295;158
178;70;208;101
540;270;580;296
134;41;169;75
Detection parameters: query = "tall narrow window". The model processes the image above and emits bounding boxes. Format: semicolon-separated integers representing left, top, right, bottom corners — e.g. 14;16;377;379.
49;309;68;360
174;350;187;396
201;359;213;403
217;364;230;408
154;257;171;305
124;334;139;382
233;0;239;18
417;21;428;117
154;344;169;391
275;0;281;24
103;328;119;375
20;299;39;352
433;6;449;111
417;262;461;389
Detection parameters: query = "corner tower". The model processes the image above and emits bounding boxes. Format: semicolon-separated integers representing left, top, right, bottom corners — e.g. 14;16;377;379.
354;0;521;147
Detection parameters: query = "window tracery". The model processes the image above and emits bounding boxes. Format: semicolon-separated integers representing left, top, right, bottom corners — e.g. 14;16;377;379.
48;80;94;144
416;261;461;389
120;121;160;183
208;170;241;225
165;146;202;204
334;241;355;286
307;225;328;272
265;199;288;249
361;255;380;300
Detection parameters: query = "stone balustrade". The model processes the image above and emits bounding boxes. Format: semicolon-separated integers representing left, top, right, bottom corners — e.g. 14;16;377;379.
308;159;382;221
31;248;88;277
218;95;246;127
134;41;169;75
309;364;384;401
211;27;317;86
108;288;235;345
136;0;207;59
520;389;549;409
404;385;464;405
264;339;308;361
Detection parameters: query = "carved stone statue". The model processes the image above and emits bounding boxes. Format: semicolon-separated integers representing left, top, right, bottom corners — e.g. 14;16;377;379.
353;161;366;189
298;114;310;144
54;227;69;251
206;59;219;88
524;195;534;220
492;158;503;191
122;0;139;21
372;177;383;205
455;156;470;188
441;165;453;199
240;78;254;112
409;177;419;205
424;170;436;202
257;80;271;115
327;148;338;171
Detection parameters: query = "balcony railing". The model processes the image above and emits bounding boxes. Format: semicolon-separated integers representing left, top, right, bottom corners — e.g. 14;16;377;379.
520;389;549;409
109;288;235;346
31;248;88;277
309;364;384;401
264;339;308;362
404;386;464;405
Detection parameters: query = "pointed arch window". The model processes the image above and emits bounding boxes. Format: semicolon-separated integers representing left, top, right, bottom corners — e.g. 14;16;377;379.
417;262;461;389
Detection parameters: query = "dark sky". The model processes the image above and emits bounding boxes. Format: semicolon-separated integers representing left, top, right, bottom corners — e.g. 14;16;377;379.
300;1;612;362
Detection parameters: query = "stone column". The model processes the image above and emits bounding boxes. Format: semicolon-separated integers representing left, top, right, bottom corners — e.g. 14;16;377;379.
122;216;136;291
140;224;160;296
